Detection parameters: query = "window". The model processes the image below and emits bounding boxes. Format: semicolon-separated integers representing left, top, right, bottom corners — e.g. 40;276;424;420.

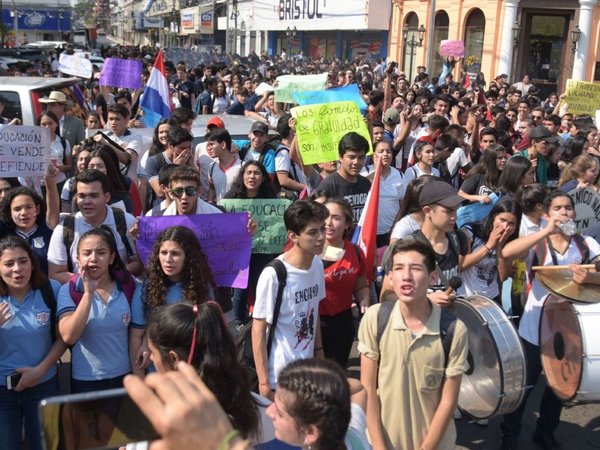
432;11;450;78
0;91;22;123
464;9;485;78
402;12;419;78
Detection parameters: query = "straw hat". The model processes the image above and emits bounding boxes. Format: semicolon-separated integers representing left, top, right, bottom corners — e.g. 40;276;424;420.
38;91;71;106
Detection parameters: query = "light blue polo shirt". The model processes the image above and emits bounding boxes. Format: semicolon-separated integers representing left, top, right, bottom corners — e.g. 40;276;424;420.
131;282;185;328
57;282;141;381
0;280;61;386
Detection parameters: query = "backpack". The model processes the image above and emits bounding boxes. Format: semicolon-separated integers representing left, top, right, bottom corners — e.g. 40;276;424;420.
68;270;137;306
40;280;57;342
62;208;134;273
236;259;287;391
273;144;302;200
376;300;457;368
238;142;276;165
412;229;463;287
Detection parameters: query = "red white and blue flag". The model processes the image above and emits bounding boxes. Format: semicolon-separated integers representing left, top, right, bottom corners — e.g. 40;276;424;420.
351;159;382;284
140;49;172;128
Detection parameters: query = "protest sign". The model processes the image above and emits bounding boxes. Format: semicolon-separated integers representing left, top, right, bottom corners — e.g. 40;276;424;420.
274;73;328;103
0;125;51;176
291;101;372;165
220;199;291;254
99;58;143;89
439;40;465;58
136;214;251;288
568;186;600;232
255;82;275;96
292;84;367;112
58;53;93;78
564;79;600;116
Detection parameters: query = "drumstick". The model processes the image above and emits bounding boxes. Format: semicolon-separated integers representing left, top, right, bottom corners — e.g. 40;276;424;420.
531;261;600;272
444;276;462;294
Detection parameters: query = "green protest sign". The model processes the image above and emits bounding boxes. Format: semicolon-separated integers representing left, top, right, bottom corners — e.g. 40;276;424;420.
274;73;328;103
291;101;372;165
219;198;291;254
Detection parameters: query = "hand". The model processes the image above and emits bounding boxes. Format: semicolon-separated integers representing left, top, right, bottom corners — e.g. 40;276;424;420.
72;144;82;157
288;116;296;132
0;302;13;326
247;214;258;235
487;224;505;249
450;105;459;119
129;218;140;241
124;362;238;450
93;133;106;144
14;366;44;392
173;149;191;165
407;109;422;123
477;195;492;204
359;298;370;314
427;291;454;308
258;382;274;400
571;263;593;284
80;265;99;294
135;342;151;371
577;180;592;190
45;159;59;180
544;217;562;236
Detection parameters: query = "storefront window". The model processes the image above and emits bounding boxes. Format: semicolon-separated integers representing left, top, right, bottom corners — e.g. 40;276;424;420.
402;12;419;79
464;8;485;80
432;11;449;79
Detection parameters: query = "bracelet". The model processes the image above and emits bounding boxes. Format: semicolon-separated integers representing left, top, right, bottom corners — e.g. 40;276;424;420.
483;244;492;253
218;430;241;450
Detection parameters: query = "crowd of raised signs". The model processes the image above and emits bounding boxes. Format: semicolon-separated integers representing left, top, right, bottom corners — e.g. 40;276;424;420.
1;43;600;450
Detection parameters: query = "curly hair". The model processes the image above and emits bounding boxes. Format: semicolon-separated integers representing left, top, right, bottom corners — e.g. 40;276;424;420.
224;160;276;199
277;358;351;450
144;226;216;315
147;302;260;439
0;187;45;232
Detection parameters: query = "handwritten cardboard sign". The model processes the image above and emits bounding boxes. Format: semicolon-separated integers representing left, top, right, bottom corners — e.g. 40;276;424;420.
291;101;372;165
274;73;328;104
99;58;143;89
568;186;600;232
292;84;367;112
219;199;291;254
136;214;251;288
564;79;600;116
439;40;465;58
0;125;51;177
59;53;93;79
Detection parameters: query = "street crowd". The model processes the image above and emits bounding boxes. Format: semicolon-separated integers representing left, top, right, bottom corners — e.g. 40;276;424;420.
1;43;600;450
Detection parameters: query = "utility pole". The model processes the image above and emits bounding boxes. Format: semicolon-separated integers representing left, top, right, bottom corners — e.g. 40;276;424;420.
12;0;18;47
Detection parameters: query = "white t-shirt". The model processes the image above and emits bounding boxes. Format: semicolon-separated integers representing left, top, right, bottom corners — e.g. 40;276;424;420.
460;227;500;299
47;206;136;273
390;214;420;240
162;198;222;215
253;255;325;386
274;147;307;186
403;164;440;186
194;141;216;201
209;158;242;202
105;130;143;183
519;235;600;346
445;147;469;188
360;165;405;234
50;135;70;183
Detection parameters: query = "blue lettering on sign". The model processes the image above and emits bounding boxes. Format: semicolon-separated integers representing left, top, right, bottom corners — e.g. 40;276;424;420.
278;0;323;20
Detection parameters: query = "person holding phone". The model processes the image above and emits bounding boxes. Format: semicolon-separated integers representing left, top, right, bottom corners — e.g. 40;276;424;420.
0;236;64;450
57;227;141;393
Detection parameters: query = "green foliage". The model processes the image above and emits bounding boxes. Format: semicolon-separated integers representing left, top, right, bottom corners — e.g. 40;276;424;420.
72;0;97;27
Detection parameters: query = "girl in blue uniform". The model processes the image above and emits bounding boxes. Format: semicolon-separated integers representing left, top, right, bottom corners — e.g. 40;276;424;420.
0;236;64;450
129;226;216;375
0;165;61;275
57;227;140;393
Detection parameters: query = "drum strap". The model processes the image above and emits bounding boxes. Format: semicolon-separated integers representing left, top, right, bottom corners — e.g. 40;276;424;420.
376;301;457;369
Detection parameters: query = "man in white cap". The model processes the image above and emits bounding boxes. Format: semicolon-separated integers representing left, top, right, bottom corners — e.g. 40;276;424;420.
38;90;85;149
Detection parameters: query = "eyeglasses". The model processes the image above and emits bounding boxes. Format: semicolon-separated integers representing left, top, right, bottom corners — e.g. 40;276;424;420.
170;186;198;198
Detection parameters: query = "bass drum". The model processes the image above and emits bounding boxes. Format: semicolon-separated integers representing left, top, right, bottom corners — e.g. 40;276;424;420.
540;294;600;403
452;295;527;419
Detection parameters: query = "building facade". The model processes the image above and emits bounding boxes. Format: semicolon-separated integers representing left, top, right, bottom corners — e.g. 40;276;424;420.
1;0;72;46
389;0;600;94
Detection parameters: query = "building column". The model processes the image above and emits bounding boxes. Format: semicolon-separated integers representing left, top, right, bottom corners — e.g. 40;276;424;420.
497;0;520;79
255;30;262;54
572;0;598;80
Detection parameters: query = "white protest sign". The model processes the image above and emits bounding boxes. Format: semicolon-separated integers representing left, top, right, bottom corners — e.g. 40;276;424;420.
568;186;600;232
59;53;93;79
255;82;275;96
0;125;52;177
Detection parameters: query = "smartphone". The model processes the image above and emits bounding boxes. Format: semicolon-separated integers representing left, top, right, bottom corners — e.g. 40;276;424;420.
39;388;158;450
6;371;22;390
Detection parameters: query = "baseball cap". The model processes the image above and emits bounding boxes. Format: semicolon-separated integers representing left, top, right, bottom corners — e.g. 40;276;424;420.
529;126;558;143
419;180;464;208
383;108;400;125
250;121;269;134
207;117;225;129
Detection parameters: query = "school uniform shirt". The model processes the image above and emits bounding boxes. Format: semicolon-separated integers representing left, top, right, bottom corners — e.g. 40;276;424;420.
519;236;600;346
318;172;371;225
0;281;61;386
130;282;185;328
253;255;325;386
57;283;142;380
14;222;54;276
360;165;405;235
402;164;440;187
47;206;137;274
243;147;276;175
209;157;242;202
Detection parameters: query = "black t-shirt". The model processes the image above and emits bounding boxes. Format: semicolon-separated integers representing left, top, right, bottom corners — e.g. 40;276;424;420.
318;172;371;224
461;173;494;196
177;80;196;109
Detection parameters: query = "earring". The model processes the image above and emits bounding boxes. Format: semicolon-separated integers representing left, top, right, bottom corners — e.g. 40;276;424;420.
302;444;312;450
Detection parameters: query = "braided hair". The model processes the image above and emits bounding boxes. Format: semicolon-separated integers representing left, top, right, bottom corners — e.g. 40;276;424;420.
277;358;350;450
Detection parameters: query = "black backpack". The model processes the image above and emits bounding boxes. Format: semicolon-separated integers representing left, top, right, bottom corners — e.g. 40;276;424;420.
273;144;302;200
40;280;57;342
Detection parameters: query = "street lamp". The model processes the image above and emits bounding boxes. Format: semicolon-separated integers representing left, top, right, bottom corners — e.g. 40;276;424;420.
571;25;582;53
286;26;297;57
402;24;425;81
512;21;520;48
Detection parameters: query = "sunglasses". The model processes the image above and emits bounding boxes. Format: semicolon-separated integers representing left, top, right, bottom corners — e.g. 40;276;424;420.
170;186;198;198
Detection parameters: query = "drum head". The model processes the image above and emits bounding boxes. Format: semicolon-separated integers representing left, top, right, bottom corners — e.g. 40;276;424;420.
454;296;503;419
540;295;583;402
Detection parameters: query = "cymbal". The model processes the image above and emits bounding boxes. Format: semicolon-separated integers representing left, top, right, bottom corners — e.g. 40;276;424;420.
536;270;600;303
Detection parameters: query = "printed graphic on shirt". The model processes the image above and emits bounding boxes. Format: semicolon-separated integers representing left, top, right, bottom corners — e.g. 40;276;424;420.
36;311;50;326
122;313;131;327
33;237;45;249
295;304;316;351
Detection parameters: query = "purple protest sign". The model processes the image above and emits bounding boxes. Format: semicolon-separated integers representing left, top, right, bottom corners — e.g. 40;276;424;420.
99;58;143;89
136;214;251;288
439;40;465;58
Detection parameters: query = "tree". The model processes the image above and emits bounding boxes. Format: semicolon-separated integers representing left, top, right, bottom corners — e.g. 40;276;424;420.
72;0;97;28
